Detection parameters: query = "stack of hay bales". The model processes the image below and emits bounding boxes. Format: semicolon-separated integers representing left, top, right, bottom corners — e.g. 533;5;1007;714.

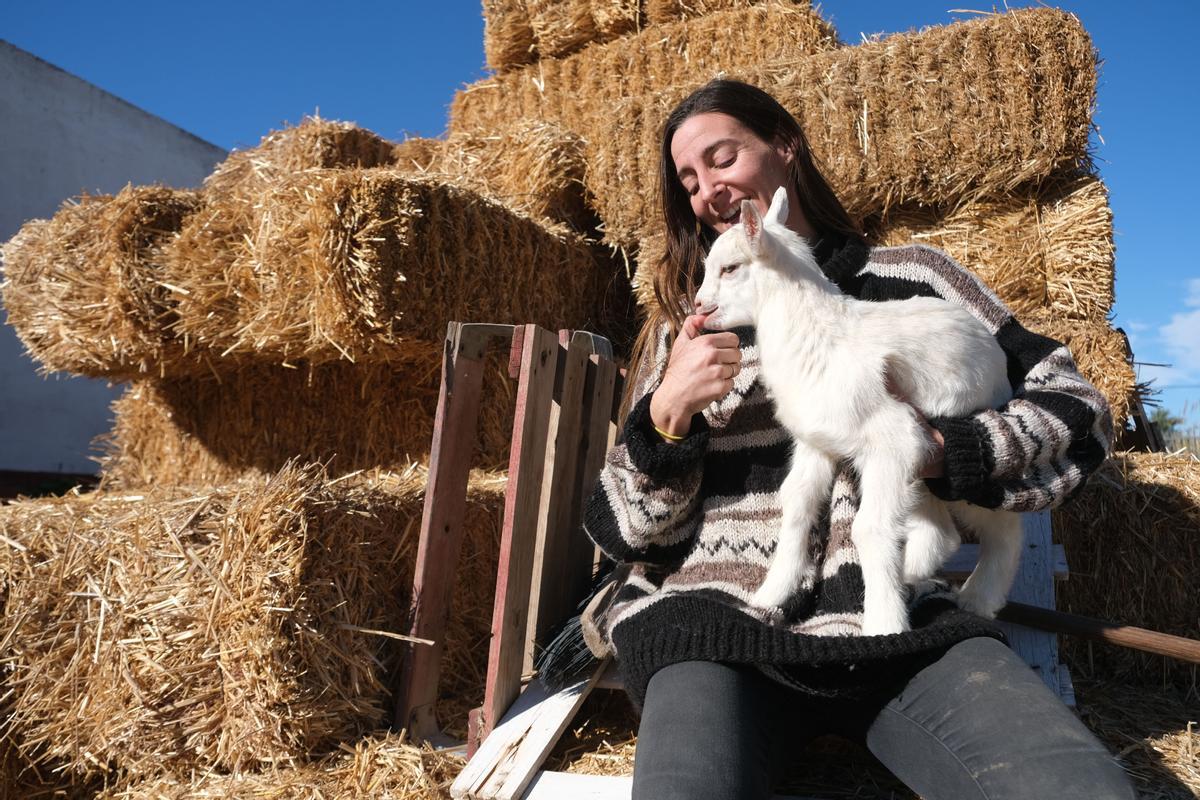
0;2;1194;796
0;113;622;791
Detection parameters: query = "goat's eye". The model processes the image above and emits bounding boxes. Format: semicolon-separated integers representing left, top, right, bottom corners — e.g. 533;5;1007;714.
720;264;739;276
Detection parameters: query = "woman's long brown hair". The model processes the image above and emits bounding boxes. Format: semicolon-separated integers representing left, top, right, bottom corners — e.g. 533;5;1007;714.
623;79;864;418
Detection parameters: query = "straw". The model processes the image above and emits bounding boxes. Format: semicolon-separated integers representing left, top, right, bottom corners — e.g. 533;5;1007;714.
1053;450;1200;693
585;7;1096;250
452;3;839;137
484;0;538;73
98;731;463;799
0;187;203;379
0;464;506;778
392;120;593;231
203;116;396;203
869;173;1113;323
165;169;612;366
97;357;517;489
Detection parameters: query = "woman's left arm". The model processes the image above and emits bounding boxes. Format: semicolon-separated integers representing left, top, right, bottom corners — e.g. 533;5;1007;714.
864;245;1113;512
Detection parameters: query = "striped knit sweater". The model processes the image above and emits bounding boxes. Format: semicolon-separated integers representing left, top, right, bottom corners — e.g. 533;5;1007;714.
582;238;1113;706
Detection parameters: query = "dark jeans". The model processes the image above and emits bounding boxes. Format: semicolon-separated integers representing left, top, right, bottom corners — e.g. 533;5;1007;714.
631;637;1135;800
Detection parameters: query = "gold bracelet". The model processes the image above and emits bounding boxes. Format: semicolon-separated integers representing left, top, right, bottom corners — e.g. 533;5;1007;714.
653;423;686;442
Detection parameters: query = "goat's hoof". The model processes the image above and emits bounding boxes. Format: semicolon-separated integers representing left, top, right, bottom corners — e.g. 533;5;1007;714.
956;587;1003;619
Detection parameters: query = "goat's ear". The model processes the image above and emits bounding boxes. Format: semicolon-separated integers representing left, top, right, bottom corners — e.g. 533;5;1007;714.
766;186;789;228
742;198;764;253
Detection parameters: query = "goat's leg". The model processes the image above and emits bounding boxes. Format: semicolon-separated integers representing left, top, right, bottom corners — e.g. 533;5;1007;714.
752;442;836;610
949;503;1024;618
903;489;960;584
852;409;928;635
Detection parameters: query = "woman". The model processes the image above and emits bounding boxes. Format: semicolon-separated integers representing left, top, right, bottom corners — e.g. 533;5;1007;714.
581;79;1134;799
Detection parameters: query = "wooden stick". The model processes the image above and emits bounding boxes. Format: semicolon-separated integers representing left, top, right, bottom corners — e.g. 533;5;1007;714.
999;601;1200;665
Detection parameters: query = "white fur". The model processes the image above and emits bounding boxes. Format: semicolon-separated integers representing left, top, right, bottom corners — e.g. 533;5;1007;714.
697;187;1022;635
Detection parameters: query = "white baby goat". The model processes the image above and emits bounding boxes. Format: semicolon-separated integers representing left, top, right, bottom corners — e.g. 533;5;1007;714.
696;187;1023;635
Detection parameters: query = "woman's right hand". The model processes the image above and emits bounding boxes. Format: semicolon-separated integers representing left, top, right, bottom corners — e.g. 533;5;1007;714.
650;313;742;439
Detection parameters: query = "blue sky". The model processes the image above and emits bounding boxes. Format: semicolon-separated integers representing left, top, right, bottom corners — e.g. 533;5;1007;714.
5;1;1199;426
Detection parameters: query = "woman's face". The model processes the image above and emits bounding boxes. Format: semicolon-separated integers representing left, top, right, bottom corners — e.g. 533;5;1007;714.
670;111;795;235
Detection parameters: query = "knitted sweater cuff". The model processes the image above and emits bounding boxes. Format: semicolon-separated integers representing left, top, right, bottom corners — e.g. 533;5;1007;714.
624;392;710;481
926;415;991;502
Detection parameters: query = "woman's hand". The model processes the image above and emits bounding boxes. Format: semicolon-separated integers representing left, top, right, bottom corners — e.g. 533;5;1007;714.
885;371;945;479
915;417;946;479
650;313;742;439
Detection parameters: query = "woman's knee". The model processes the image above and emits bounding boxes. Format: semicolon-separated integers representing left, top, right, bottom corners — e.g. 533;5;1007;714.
868;637;1136;800
632;661;783;800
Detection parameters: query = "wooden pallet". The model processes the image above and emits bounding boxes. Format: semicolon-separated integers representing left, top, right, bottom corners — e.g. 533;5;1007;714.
393;322;621;745
394;322;1074;799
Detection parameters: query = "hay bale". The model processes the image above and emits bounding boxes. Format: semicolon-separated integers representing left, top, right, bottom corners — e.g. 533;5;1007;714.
392;136;445;172
484;0;537;73
869;174;1114;323
1053;451;1200;691
585;7;1096;250
645;0;807;23
0;187;203;379
483;1;822;72
99;731;462;799
450;3;839;136
527;0;600;59
97;357;516;489
591;0;642;41
0;464;505;777
524;1;647;61
392;121;593;231
204;116;397;202
166;169;614;366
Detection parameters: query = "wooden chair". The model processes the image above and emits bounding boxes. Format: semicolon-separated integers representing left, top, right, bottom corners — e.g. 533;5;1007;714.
392;321;1073;800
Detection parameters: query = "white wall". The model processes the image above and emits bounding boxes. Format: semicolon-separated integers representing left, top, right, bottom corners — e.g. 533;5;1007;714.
0;40;226;473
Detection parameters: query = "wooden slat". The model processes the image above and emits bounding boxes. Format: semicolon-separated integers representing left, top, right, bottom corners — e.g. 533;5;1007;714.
525;331;598;672
395;322;515;741
577;351;619;521
452;661;609;800
941;543;1067;581
481;325;562;742
994;511;1067;701
581;351;620;578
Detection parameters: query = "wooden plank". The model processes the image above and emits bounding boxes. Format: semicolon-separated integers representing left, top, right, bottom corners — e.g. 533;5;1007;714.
941;543;1067;581
452;661;609;800
577;351;619;527
519;772;818;800
995;511;1064;699
481;325;562;743
395;322;515;741
525;332;597;673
